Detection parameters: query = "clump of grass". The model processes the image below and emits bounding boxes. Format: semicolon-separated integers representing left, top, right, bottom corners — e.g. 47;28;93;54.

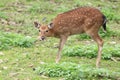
0;12;8;19
63;44;120;60
0;32;36;50
35;62;120;80
35;62;77;77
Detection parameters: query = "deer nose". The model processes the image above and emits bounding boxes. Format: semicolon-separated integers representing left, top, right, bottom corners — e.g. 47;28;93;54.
41;36;45;40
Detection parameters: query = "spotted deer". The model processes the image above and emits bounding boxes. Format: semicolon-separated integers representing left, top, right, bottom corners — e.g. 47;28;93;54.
34;7;107;68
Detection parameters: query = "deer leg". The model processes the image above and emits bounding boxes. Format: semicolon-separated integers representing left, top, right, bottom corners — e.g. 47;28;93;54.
56;35;68;63
90;34;103;68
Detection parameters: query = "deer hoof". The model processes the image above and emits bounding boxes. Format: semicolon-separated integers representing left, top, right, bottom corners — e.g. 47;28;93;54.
55;59;60;63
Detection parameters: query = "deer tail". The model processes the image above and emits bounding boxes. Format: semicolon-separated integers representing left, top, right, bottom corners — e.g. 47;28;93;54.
102;15;107;33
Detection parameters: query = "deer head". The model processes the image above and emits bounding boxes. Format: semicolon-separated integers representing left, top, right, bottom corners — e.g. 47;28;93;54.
34;22;54;40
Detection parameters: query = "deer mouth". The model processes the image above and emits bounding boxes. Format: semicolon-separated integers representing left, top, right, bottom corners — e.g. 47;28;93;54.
40;36;45;40
37;36;46;41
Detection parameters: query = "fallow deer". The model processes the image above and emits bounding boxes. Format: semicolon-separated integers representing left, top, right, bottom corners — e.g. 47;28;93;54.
34;7;107;68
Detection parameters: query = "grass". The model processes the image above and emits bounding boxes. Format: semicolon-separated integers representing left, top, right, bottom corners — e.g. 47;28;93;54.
0;31;36;50
35;62;120;80
0;0;120;80
63;44;120;60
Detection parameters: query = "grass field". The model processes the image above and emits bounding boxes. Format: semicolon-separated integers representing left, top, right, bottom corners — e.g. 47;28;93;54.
0;0;120;80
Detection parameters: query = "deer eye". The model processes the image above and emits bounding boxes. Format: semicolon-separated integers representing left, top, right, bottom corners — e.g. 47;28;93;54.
39;30;40;32
46;30;48;32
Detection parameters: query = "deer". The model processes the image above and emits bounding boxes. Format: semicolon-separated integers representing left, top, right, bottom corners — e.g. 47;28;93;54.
34;7;107;68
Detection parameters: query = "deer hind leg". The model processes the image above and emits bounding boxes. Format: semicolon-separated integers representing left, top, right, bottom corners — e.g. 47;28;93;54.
90;33;103;68
56;35;68;63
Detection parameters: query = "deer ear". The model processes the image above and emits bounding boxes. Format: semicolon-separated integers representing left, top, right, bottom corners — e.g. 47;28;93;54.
34;22;41;28
48;23;54;29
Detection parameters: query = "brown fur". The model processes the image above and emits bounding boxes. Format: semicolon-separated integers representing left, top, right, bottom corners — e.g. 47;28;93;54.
34;7;107;68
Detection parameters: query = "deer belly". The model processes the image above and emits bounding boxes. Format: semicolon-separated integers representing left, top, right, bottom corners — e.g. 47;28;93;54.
69;26;84;35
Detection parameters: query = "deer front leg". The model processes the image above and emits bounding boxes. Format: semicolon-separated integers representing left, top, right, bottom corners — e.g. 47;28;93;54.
56;35;68;63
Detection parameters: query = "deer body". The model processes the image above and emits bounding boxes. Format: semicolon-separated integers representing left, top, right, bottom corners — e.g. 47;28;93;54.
34;7;107;68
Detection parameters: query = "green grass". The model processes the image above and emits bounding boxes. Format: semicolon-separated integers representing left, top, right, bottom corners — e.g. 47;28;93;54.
0;0;120;80
0;31;36;50
0;12;8;19
35;62;120;80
